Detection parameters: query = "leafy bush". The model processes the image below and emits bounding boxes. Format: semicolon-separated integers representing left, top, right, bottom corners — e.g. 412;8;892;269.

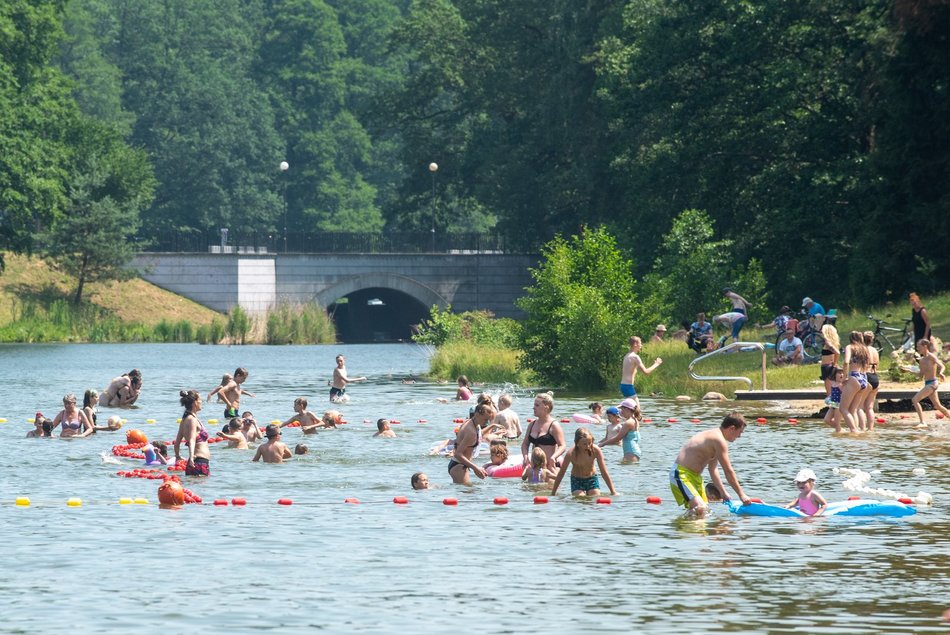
428;341;534;385
227;305;250;344
264;302;336;344
517;226;647;390
414;305;520;348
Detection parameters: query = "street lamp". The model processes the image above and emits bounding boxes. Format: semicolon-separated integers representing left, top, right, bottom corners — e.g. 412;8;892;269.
280;160;289;253
428;162;438;252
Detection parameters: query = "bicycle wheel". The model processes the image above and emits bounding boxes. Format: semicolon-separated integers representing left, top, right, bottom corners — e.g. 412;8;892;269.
802;332;823;363
871;334;884;353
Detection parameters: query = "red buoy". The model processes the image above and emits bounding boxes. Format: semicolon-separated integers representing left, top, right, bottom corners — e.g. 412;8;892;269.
417;419;428;423
643;418;653;423
898;497;914;505
231;498;247;506
668;418;678;423
442;497;458;506
646;496;661;505
533;496;549;504
750;498;763;503
756;417;767;424
213;499;228;506
560;418;570;423
277;498;293;505
343;497;360;504
848;496;861;500
596;497;611;504
876;417;886;424
157;480;184;506
690;418;701;423
788;418;798;424
393;496;408;504
493;497;508;505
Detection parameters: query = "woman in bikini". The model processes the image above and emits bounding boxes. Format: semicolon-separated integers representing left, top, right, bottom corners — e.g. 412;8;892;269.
819;324;840;399
860;331;881;431
839;331;870;433
520;391;565;471
174;390;212;476
52;393;93;438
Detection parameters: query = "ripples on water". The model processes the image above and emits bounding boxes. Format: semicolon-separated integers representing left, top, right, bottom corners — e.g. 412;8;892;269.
1;343;948;633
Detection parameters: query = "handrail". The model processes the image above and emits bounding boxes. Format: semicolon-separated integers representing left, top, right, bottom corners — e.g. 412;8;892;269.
687;342;768;391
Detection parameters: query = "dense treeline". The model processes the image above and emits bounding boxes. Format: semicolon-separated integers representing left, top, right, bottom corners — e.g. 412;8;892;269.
1;0;947;307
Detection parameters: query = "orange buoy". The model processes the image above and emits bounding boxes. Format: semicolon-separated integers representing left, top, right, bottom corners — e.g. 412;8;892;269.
231;498;247;506
533;496;549;504
157;480;184;506
344;497;360;504
668;418;678;423
898;497;914;505
418;419;428;423
848;496;861;500
596;497;611;504
213;499;228;506
875;417;886;424
646;496;661;505
442;497;458;506
493;497;508;505
643;418;653;423
126;429;148;445
277;498;293;505
756;417;767;424
788;418;798;424
393;496;408;504
690;418;701;423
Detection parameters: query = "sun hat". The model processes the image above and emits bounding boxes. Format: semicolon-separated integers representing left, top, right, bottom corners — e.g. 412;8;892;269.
794;468;817;483
655;324;667;332
605;406;621;416
618;398;638;411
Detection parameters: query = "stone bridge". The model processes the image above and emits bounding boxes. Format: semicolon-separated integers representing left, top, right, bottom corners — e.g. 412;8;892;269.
132;252;537;342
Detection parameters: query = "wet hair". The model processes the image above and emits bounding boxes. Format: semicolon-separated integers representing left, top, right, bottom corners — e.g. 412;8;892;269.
705;483;723;502
41;419;53;436
376;418;390;431
535;391;554;412
233;367;248;379
294;397;308;409
323;410;342;426
411;472;427;489
720;412;746;429
457;375;469;387
574;428;595;456
822;324;840;351
588;402;603;413
128;369;141;380
295;444;308;455
530;447;546;470
474;402;495;418
83;390;98;409
151;441;168;458
227;418;242;432
489;438;507;448
179;390;200;412
848;331;870;366
498;393;513;409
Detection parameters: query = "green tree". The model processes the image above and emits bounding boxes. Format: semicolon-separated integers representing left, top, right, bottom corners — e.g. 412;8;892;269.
41;118;155;304
517;226;644;390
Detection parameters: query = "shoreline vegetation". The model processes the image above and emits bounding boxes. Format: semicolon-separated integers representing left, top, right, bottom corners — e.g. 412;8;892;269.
0;254;335;344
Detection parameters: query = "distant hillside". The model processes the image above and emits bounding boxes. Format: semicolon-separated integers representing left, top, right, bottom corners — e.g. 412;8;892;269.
0;254;223;327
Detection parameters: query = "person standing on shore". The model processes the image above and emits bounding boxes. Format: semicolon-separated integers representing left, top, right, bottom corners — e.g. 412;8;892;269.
910;293;932;344
669;412;752;518
620;336;662;404
330;354;365;402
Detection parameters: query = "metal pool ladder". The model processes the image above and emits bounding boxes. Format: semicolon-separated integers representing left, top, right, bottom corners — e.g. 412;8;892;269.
687;342;768;391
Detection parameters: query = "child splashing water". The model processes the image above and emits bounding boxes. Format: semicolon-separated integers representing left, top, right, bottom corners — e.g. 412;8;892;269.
785;469;826;516
551;428;617;497
522;447;556;484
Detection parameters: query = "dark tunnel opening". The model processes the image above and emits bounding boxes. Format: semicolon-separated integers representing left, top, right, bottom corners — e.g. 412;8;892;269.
329;287;431;343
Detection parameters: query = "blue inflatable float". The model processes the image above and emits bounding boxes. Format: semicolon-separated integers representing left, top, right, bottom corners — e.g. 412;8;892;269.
725;499;916;518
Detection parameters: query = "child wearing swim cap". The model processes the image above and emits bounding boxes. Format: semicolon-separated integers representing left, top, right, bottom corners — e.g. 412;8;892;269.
785;469;827;516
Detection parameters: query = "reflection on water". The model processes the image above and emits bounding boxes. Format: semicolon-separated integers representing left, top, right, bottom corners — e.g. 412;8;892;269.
0;343;948;633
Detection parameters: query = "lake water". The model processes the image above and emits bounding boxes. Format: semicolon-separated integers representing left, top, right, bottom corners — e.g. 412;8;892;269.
1;343;948;634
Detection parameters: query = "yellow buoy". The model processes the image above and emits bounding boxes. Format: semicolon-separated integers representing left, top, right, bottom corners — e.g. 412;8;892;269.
119;498;133;505
67;497;82;507
207;419;218;424
177;418;182;423
15;497;30;506
134;498;149;505
27;418;35;423
0;418;7;423
146;419;156;424
271;420;281;425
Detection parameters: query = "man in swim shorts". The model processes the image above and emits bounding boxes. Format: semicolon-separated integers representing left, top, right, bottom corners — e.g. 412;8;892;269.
620;336;662;403
330;355;365;402
669;412;752;518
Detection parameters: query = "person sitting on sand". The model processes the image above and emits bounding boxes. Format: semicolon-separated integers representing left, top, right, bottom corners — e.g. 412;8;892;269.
252;424;292;463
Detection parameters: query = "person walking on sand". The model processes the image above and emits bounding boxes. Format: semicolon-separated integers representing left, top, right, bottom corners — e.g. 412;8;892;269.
620;336;662;404
669;412;752;518
902;338;950;425
330;355;365;402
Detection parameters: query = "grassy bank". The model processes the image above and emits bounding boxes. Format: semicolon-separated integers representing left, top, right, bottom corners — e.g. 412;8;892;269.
428;341;536;385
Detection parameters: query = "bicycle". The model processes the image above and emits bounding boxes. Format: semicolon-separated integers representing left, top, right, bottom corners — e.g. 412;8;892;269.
772;311;836;364
866;314;913;353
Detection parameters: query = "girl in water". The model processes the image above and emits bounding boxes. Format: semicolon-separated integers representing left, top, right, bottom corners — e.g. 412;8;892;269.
861;331;881;431
902;338;950;425
823;367;845;433
551;428;617;497
521;447;556;484
144;441;170;466
785;469;827;516
598;398;642;462
455;376;473;401
587;402;604;423
173;390;211;476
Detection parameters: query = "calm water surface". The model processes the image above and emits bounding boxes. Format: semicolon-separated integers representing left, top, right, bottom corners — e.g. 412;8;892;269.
1;343;948;634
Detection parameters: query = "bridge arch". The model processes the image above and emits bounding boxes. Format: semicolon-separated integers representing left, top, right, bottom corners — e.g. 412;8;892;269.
315;272;448;310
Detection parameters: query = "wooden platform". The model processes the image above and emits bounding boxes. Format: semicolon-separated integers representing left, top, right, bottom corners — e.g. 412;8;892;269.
734;389;919;401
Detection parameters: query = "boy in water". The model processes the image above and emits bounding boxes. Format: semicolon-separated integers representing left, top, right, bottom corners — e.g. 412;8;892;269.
252;425;293;463
281;397;322;434
213;367;253;419
373;418;396;438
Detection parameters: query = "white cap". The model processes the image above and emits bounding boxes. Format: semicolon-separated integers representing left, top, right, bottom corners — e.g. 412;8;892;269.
795;468;817;483
802;297;812;307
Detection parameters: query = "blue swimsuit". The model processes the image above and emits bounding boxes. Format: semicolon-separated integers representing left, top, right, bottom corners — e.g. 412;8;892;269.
622;430;642;459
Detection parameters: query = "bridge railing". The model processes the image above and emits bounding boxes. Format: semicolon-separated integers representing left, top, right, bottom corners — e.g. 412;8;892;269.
135;231;519;254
